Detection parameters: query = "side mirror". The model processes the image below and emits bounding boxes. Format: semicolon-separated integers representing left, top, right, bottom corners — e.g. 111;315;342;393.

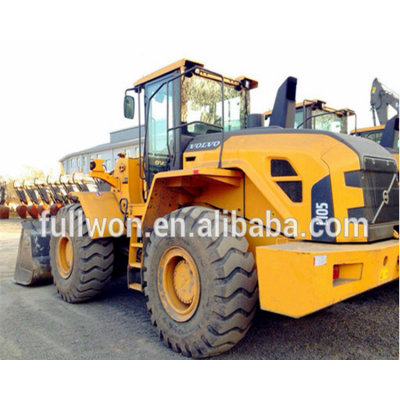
124;95;135;119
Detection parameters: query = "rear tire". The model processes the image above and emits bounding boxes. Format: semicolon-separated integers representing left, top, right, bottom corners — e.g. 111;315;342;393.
143;206;258;358
50;204;114;303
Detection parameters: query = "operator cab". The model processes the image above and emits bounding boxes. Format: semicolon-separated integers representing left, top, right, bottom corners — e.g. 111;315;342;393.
124;59;257;187
265;99;355;134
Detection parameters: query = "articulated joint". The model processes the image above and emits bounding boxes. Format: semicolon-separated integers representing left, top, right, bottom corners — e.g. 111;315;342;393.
89;159;120;189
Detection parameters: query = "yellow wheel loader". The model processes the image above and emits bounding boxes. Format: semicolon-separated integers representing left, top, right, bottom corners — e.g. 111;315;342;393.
14;59;399;358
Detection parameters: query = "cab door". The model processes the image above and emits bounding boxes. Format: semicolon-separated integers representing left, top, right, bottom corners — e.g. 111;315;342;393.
144;74;178;186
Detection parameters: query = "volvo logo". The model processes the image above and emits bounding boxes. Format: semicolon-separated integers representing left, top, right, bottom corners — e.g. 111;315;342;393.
371;173;396;224
188;140;221;151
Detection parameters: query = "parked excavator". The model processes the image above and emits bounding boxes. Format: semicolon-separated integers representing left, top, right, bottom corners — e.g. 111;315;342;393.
13;59;399;358
371;78;399;127
352;78;399;160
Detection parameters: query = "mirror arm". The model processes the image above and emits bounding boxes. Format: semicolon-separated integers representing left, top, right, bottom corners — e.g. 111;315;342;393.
125;87;135;96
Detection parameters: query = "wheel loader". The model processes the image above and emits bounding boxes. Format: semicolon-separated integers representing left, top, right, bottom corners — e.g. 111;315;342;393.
14;59;399;358
265;98;355;133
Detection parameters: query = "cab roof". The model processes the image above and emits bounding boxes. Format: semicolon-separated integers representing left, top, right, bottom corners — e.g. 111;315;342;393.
133;59;203;87
350;125;385;134
264;99;355;117
133;58;258;89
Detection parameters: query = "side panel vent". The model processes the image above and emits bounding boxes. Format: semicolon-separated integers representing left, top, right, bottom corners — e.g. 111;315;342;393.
271;159;297;177
277;181;302;202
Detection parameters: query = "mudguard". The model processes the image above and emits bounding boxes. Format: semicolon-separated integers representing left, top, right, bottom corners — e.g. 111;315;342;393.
72;191;124;238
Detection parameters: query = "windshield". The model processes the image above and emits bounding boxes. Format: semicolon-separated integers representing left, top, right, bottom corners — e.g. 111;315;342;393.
181;74;249;134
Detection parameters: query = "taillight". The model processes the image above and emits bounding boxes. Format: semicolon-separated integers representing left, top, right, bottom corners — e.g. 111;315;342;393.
333;265;340;280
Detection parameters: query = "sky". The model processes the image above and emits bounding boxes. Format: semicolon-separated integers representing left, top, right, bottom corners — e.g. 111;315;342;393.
0;3;399;180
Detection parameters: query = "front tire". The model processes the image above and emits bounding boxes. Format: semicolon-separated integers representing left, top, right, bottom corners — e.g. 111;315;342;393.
50;204;114;303
143;206;258;358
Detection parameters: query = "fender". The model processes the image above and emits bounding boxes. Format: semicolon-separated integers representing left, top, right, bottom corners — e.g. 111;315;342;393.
72;191;124;239
141;167;243;232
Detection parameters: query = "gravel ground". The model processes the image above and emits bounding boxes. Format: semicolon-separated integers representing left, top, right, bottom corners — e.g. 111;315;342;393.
0;218;398;360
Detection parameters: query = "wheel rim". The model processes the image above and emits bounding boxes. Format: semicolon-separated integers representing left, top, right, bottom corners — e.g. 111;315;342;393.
158;246;200;322
56;236;74;279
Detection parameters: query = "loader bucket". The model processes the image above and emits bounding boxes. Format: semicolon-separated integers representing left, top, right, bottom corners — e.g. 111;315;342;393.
16;204;28;219
50;203;63;216
27;204;39;219
14;219;53;286
37;203;50;217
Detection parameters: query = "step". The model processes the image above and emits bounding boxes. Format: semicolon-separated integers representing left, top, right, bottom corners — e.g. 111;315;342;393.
129;262;142;269
131;242;143;248
128;282;142;292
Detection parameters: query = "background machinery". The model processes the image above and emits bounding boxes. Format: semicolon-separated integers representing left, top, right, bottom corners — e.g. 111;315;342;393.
0;182;9;219
265;99;355;133
14;59;399;358
352;78;399;158
13;175;99;285
371;78;399;127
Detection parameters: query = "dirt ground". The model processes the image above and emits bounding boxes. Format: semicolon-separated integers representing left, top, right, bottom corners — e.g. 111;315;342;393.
0;218;398;360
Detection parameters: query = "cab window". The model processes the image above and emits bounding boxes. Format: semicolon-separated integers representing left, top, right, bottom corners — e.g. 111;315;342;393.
146;79;174;157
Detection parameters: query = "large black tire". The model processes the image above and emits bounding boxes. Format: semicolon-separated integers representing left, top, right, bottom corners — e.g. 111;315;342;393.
50;204;114;303
143;206;258;358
